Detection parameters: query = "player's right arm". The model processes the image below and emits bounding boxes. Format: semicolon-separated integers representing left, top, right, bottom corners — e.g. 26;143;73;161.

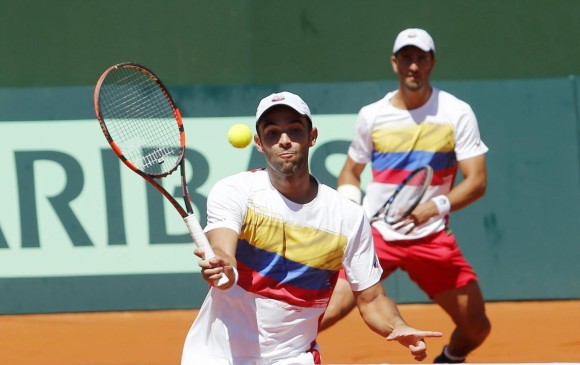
195;227;238;290
195;174;249;290
338;103;374;203
337;156;367;204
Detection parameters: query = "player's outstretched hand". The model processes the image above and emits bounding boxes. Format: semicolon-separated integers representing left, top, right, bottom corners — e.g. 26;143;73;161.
386;326;443;361
194;247;236;289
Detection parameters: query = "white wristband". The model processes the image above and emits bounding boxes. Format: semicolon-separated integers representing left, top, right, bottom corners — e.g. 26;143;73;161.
231;266;239;285
431;195;451;217
218;266;239;291
337;184;362;204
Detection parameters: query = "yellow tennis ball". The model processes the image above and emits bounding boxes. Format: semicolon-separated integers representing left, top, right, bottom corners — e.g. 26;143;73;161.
228;123;253;148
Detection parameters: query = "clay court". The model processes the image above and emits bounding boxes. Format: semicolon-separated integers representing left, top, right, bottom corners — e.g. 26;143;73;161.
1;300;578;364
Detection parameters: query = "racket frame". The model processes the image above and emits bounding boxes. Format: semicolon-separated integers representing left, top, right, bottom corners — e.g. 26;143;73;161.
372;165;434;224
94;62;228;286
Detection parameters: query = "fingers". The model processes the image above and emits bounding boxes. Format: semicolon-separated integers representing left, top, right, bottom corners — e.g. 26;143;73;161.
194;249;226;280
204;263;234;289
410;340;426;352
410;340;427;361
386;330;443;362
387;331;443;342
193;247;204;259
195;249;225;268
405;339;428;362
201;265;227;285
391;219;415;234
405;222;417;233
390;220;408;230
385;334;428;361
421;331;443;338
200;259;225;276
207;269;226;283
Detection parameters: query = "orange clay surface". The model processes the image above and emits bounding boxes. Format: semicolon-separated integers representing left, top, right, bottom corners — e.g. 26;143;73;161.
0;300;578;364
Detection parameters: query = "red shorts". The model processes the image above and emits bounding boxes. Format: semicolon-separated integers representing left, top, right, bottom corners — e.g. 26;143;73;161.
340;227;478;299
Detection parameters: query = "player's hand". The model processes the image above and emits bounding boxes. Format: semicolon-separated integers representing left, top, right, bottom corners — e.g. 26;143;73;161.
392;201;439;234
391;219;416;234
194;248;236;290
386;326;443;361
411;201;440;225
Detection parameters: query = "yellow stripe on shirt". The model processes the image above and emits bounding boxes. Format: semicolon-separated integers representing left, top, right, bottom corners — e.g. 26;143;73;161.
241;207;346;271
372;122;455;153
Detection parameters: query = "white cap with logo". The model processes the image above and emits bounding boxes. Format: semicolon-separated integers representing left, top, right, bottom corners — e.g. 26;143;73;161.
256;91;312;123
392;28;435;54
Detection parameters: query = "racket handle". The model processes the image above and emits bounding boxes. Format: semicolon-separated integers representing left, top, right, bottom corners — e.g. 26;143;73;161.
184;215;230;287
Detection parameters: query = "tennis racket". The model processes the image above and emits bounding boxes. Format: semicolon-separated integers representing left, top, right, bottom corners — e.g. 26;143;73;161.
94;62;228;286
371;165;433;225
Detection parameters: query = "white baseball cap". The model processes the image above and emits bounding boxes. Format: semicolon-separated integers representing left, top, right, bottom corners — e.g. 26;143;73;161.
392;28;435;54
256;91;312;123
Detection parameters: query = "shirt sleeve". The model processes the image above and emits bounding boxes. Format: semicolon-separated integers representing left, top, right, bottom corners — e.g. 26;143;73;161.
341;209;382;292
204;174;248;234
454;103;489;161
347;106;375;164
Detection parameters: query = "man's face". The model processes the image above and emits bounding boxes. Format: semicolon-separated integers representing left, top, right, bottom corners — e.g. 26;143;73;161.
391;46;436;92
254;106;317;177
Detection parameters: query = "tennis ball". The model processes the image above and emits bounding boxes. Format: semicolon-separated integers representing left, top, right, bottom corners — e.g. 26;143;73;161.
228;123;253;148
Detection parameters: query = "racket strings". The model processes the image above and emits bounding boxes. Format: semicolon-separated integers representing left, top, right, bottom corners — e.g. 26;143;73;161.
387;171;429;222
98;67;182;176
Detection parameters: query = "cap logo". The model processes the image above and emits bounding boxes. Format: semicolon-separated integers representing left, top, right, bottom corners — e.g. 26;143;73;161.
271;94;286;102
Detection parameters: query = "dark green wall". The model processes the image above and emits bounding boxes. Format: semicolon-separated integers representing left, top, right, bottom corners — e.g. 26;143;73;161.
2;0;580;87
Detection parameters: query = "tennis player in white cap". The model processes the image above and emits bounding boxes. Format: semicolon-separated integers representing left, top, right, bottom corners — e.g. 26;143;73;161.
321;28;491;363
181;91;442;365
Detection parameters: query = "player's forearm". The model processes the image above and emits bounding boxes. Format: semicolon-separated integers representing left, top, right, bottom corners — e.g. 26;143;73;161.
211;248;237;267
356;283;409;337
337;157;365;187
337;158;366;203
203;241;238;289
207;228;239;267
358;294;408;337
337;169;361;187
449;155;487;212
448;175;486;212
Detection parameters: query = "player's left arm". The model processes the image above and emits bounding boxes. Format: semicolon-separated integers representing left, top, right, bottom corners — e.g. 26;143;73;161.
447;105;488;212
354;282;443;361
410;154;486;225
448;154;487;212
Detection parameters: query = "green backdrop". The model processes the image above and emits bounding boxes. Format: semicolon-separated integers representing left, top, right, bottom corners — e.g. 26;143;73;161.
2;0;580;87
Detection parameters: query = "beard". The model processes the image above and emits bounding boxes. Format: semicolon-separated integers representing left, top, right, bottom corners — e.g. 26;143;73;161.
266;150;309;178
269;159;300;176
403;77;425;92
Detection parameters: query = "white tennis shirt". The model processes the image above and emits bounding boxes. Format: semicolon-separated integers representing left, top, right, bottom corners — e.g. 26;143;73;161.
181;169;381;365
348;88;489;241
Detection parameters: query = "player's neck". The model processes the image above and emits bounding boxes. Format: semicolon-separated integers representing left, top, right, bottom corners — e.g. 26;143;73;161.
270;171;318;204
392;85;433;110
